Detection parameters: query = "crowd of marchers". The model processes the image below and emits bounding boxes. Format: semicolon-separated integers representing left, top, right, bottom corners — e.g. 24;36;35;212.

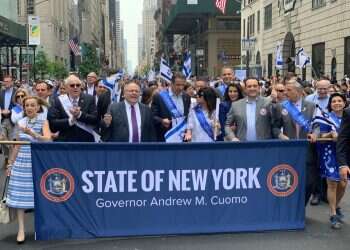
1;67;350;243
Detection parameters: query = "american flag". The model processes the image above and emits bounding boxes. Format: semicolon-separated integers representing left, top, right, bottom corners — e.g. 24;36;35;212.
69;37;80;56
215;0;227;14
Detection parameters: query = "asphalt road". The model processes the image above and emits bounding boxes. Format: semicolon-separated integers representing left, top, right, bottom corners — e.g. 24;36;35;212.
1;156;350;250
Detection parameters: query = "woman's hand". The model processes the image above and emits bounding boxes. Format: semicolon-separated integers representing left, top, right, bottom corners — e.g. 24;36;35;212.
19;126;35;137
6;164;12;176
307;133;317;143
184;131;192;142
331;131;338;140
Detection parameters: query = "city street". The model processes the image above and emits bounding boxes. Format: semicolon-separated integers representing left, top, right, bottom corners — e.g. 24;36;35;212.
1;155;350;250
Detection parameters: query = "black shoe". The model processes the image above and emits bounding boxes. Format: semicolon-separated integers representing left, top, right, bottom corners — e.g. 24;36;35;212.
330;215;342;229
310;195;320;206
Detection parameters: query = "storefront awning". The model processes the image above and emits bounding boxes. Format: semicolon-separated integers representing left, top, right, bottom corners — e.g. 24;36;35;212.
0;15;26;46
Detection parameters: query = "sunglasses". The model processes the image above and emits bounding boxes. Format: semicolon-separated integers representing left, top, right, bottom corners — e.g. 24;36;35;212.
36;89;47;92
69;84;81;88
16;95;25;98
276;89;285;92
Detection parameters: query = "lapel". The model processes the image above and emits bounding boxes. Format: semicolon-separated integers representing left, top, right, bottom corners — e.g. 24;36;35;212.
120;101;129;137
182;94;189;115
139;103;145;132
78;94;85;110
241;98;247;127
255;96;263;123
0;90;5;108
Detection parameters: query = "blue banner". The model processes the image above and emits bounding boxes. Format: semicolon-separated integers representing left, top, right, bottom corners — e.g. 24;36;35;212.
31;141;307;240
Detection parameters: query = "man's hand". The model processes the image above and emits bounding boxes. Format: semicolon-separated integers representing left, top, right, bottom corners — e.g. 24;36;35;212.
279;133;290;140
231;137;240;142
1;109;10;115
340;166;350;181
307;133;317;143
70;107;81;118
161;118;171;128
103;114;112;127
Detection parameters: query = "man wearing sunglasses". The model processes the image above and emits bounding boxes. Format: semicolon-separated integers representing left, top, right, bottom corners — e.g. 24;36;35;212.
48;75;99;142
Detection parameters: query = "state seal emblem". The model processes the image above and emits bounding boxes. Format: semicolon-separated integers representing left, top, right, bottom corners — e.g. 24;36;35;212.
40;168;75;203
267;164;298;197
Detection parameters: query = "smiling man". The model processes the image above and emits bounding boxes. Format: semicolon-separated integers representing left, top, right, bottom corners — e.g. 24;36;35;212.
48;75;98;142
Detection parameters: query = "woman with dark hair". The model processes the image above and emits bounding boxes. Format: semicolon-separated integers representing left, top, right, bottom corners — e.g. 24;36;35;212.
315;93;348;229
184;87;219;142
141;85;158;107
218;83;244;141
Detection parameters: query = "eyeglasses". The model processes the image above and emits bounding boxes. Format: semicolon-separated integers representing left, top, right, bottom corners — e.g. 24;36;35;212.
276;89;285;93
196;92;204;98
16;95;25;98
36;89;47;92
69;84;81;88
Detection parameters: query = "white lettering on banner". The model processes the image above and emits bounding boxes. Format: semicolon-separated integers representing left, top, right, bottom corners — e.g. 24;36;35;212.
211;168;261;190
96;198;147;208
150;197;192;207
211;195;248;205
81;168;261;193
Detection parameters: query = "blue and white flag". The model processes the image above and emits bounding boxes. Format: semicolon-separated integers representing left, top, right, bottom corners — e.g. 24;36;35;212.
275;42;283;69
164;117;186;143
295;48;311;69
182;52;192;80
311;105;340;132
160;57;173;83
102;70;123;102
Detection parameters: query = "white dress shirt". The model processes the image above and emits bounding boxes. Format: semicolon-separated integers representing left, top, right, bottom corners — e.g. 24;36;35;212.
87;85;95;96
124;101;142;142
246;98;257;141
169;88;184;116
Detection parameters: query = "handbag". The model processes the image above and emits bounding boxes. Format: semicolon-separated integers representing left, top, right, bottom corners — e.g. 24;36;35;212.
0;176;10;224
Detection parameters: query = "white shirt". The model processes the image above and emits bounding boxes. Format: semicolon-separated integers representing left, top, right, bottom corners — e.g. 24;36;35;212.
187;107;215;142
246;98;257;141
169;88;184;116
87;85;95;96
124;100;142;143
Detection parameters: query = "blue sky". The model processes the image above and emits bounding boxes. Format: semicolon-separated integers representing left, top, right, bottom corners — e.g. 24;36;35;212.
120;0;143;72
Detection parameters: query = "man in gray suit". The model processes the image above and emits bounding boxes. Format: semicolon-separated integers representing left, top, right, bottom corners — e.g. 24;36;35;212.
272;79;315;140
225;78;273;141
102;81;156;142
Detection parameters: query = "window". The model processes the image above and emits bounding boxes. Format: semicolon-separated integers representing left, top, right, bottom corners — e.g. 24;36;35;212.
27;0;35;15
344;37;350;76
264;4;272;30
312;43;325;78
247;14;255;37
312;0;326;9
243;19;246;38
257;11;260;33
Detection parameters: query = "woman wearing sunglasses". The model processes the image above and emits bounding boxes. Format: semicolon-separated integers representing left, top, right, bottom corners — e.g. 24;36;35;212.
10;89;29;138
184;87;220;142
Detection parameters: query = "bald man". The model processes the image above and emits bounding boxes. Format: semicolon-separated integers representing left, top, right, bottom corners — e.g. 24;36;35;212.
48;75;99;142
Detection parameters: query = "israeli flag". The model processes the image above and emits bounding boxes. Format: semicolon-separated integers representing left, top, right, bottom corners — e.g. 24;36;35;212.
275;42;283;69
102;71;123;102
160;57;173;83
164;118;186;143
311;105;338;132
295;48;311;69
182;52;192;80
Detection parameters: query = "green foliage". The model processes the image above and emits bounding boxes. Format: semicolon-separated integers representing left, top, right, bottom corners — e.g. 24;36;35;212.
78;43;100;78
48;61;68;79
32;51;49;79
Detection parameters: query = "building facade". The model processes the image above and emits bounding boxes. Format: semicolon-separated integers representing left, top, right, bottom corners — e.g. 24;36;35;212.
241;0;350;81
142;0;157;68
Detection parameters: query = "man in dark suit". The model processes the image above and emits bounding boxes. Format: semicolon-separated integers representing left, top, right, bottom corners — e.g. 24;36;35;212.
101;81;156;142
48;75;98;142
95;81;111;121
337;108;350;180
151;72;191;141
0;75;16;166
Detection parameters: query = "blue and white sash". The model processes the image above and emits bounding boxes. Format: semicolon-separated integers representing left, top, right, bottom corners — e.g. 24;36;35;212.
328;112;341;131
282;100;310;132
164;117;186;143
159;90;183;118
12;104;22;114
194;105;214;140
217;84;227;96
58;95;101;142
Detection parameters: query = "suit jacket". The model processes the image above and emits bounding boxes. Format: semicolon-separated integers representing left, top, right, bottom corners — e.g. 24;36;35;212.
151;91;191;141
97;91;111;121
0;87;16;120
225;96;273;141
101;101;156;142
48;93;98;142
272;99;315;139
337;108;350;167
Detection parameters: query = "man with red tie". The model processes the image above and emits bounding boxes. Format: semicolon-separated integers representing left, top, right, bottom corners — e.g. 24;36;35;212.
102;81;156;142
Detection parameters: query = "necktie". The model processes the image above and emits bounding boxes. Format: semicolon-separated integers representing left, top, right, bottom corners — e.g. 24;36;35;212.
72;98;78;107
131;105;139;142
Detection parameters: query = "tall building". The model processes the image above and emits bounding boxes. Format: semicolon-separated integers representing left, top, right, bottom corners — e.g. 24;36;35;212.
241;0;350;80
142;0;157;68
17;0;71;68
138;24;144;66
115;0;122;69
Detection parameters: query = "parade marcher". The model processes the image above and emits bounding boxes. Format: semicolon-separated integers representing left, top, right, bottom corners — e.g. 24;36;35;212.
216;66;235;97
48;75;99;142
314;93;348;229
194;76;209;92
85;72;98;96
269;82;287;104
141;85;158;107
102;81;156;142
0;75;17;168
184;87;220;142
95;81;111;121
6;96;51;244
218;83;244;141
224;78;273;141
10;89;29;137
34;80;55;120
151;72;191;142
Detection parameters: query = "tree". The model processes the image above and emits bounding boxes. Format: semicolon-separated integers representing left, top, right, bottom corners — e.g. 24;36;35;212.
32;51;49;79
79;43;100;78
48;61;68;79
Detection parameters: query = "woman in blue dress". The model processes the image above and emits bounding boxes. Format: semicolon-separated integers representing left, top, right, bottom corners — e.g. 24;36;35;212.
6;96;52;243
218;83;244;141
316;93;348;229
